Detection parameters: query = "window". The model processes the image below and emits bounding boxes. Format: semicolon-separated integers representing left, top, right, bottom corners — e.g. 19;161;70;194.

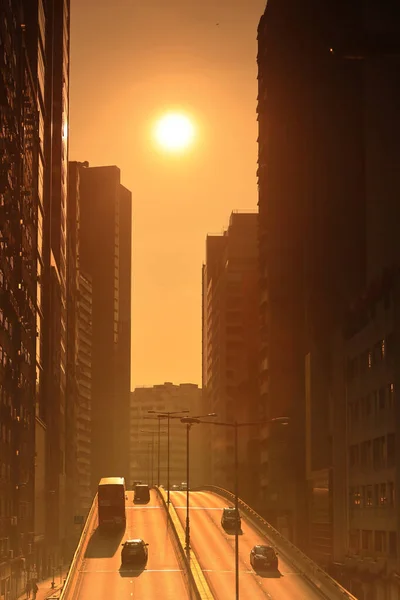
388;482;395;506
379;483;387;505
349;530;360;554
387;434;395;467
350;445;359;467
368;350;373;369
381;339;386;359
365;485;373;507
373;437;385;469
386;333;395;360
389;532;397;558
350;486;361;507
362;530;372;551
375;531;386;552
378;387;386;411
360;441;371;467
388;383;395;409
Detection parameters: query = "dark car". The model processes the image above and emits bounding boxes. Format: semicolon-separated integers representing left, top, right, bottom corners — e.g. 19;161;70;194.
121;539;149;565
134;484;150;503
250;545;278;571
221;507;241;530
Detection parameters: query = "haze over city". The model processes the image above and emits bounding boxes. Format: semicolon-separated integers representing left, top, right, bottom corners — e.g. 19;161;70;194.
1;1;400;599
69;0;267;388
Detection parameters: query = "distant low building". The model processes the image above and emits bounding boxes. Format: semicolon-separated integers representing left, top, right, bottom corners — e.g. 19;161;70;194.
130;383;203;488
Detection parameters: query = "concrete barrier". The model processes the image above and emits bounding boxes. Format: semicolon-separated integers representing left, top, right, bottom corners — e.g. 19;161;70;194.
155;487;215;600
59;495;98;600
199;485;357;600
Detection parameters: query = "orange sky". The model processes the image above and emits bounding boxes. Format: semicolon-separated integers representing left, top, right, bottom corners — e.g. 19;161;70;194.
69;0;266;388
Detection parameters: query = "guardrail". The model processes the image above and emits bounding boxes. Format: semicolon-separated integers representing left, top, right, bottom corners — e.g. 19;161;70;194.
199;485;357;600
59;494;98;600
155;487;215;600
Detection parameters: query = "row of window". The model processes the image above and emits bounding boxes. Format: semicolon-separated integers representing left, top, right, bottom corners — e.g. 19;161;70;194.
347;334;395;381
349;482;395;508
349;434;395;469
349;529;397;556
348;384;395;426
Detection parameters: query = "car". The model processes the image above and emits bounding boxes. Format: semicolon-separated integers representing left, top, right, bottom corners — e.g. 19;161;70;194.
121;539;149;565
134;484;150;503
179;482;188;491
250;545;278;571
171;484;180;492
221;507;241;530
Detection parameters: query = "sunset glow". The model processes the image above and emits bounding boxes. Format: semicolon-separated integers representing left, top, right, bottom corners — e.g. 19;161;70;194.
154;112;195;152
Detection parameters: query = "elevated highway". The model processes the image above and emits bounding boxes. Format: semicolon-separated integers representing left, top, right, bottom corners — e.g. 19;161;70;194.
172;490;330;600
61;487;356;600
61;490;189;600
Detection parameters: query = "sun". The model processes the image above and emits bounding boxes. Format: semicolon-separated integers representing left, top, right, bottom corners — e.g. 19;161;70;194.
154;112;195;152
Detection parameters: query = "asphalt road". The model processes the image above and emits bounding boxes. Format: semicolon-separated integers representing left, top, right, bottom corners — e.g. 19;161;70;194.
171;490;325;600
71;490;189;600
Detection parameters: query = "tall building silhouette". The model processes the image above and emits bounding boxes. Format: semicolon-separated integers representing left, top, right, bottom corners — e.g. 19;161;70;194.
329;3;400;596
78;165;132;488
202;212;259;501
257;0;365;550
0;0;71;593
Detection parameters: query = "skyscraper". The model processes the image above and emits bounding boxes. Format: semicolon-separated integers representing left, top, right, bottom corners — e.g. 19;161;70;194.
202;212;259;502
0;0;71;593
78;165;132;488
257;0;365;548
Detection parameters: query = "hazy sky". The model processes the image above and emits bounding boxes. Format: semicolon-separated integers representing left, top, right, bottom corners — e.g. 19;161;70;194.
69;0;266;389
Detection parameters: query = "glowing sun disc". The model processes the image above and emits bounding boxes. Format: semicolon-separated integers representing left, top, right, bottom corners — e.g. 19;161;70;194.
154;113;195;152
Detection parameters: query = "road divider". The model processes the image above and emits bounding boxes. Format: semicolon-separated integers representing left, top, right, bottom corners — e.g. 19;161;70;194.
155;487;215;600
59;495;98;600
198;485;357;600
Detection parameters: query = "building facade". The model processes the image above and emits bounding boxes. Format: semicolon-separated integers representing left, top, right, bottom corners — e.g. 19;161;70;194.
256;0;366;549
76;272;92;515
331;270;400;600
202;212;259;502
0;1;40;596
78;165;132;488
130;383;203;488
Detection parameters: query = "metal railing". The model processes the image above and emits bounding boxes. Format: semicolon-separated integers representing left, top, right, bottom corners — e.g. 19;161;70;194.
198;485;357;600
59;495;98;600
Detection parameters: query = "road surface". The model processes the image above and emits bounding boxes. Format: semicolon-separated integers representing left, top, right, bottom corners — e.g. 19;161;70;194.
72;490;189;600
171;490;325;600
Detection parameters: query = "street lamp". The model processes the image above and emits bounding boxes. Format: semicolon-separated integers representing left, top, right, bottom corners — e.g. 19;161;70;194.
140;428;167;487
193;416;289;600
180;414;217;553
147;410;189;505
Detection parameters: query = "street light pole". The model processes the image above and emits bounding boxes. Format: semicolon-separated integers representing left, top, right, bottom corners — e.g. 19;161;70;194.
167;414;171;505
157;417;161;487
140;428;166;488
192;416;289;600
151;436;154;487
147;410;190;507
234;422;239;600
181;414;217;555
185;422;190;552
